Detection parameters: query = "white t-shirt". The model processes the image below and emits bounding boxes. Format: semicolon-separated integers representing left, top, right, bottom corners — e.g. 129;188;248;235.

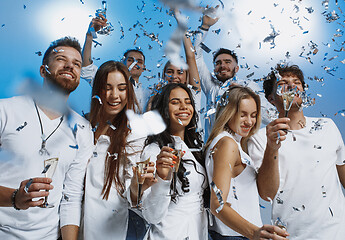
0;96;93;240
141;136;208;240
205;131;262;237
81;133;145;240
248;117;345;239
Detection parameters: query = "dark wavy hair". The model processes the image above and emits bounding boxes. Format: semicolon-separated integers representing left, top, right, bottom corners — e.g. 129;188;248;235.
89;60;139;200
263;64;305;100
42;36;82;65
213;48;238;64
145;83;206;202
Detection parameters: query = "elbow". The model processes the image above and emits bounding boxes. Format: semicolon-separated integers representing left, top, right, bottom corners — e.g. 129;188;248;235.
258;187;278;202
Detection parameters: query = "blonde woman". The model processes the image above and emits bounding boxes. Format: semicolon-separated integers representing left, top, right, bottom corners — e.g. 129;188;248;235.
204;86;289;240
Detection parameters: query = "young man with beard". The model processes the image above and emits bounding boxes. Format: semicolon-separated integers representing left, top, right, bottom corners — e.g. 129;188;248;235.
248;64;345;239
194;6;269;140
0;37;94;240
81;16;149;112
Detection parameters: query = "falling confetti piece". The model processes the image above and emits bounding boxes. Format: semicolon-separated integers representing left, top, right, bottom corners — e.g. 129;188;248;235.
178;118;183;125
210;181;224;213
106;120;116;130
200;42;211;53
92;95;102;105
126;109;166;137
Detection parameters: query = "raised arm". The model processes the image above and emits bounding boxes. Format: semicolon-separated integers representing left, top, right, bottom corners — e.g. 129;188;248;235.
194;6;219;94
183;35;200;92
82;16;107;67
256;118;290;200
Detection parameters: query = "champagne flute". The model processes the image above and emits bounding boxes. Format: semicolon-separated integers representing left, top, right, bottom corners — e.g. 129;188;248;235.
135;157;150;208
167;143;182;197
93;1;114;37
278;85;297;117
40;157;58;208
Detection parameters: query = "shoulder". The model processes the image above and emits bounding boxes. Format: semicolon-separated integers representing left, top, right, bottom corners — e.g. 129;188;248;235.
214;136;239;156
0;95;31;107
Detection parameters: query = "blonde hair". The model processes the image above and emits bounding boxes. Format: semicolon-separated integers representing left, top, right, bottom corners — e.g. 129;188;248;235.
205;85;261;153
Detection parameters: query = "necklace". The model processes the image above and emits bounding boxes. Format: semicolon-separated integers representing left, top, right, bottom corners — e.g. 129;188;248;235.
298;119;306;129
34;101;64;155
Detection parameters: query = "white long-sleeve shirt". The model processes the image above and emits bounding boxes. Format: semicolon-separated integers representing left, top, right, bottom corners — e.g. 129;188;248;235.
0;96;93;240
81;133;145;240
141;136;208;240
194;29;272;141
81;63;150;112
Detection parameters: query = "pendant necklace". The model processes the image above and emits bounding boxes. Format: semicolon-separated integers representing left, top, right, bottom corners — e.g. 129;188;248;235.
34;101;64;155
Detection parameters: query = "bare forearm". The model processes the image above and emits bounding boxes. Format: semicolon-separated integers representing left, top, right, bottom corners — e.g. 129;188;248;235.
183;36;200;90
0;186;15;207
211;203;258;239
257;146;280;200
82;34;93;67
336;165;345;189
61;225;79;240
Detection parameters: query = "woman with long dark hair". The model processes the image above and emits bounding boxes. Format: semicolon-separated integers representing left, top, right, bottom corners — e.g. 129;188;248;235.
141;83;208;239
81;61;154;240
204;86;289;240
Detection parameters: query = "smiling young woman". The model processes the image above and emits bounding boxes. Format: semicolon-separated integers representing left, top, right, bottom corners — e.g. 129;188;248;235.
204;85;289;240
80;61;155;240
140;83;208;240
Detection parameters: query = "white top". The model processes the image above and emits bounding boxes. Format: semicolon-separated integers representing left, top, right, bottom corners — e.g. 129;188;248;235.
82;133;145;240
81;63;150;112
141;136;208;240
0;96;93;240
194;29;272;141
205;131;262;237
248;117;345;240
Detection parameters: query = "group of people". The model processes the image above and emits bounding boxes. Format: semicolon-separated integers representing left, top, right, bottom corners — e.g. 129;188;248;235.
1;6;345;240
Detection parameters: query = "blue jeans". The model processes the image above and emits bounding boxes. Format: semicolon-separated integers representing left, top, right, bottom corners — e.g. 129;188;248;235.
209;230;249;240
126;209;148;240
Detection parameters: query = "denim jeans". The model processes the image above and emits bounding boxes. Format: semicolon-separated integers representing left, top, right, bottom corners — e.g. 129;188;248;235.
126;209;148;240
209;230;249;240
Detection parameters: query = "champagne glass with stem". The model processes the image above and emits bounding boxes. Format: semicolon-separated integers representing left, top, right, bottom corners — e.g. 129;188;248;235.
40;157;59;208
135;157;150;208
167;143;182;197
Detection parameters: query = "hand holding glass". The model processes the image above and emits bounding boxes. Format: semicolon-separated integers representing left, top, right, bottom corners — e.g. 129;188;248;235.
40;158;58;208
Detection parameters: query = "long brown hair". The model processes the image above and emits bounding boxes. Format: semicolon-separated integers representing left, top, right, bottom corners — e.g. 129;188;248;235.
89;61;139;199
205;85;261;153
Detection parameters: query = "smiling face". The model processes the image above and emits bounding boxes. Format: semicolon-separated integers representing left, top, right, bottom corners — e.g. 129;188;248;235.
124;51;145;80
102;71;128;119
272;74;304;112
164;64;187;84
227;97;257;138
168;87;194;134
40;46;82;94
214;53;239;82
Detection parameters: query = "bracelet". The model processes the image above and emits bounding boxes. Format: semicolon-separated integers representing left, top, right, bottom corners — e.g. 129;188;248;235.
11;189;20;210
199;26;209;31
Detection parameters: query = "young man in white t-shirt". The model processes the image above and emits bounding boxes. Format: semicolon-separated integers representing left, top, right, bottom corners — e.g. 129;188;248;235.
248;64;345;239
0;37;94;240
